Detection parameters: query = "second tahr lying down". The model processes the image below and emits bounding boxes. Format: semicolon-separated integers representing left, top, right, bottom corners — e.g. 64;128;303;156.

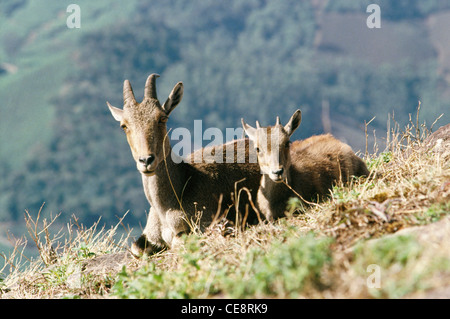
242;109;369;221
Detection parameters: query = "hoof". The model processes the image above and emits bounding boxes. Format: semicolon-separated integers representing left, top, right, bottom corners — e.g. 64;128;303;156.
131;234;165;257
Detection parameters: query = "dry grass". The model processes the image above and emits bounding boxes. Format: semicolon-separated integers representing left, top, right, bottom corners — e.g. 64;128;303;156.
1;109;449;299
315;109;449;250
0;210;133;298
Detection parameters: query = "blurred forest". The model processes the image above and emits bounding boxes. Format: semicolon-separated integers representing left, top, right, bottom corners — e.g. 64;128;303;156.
0;0;449;231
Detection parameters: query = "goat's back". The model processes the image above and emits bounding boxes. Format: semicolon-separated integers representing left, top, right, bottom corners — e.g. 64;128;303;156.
289;134;368;200
180;138;261;224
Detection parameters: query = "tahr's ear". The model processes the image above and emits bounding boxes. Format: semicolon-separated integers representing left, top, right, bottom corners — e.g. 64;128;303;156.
107;102;123;122
284;109;302;136
241;118;257;141
162;82;184;115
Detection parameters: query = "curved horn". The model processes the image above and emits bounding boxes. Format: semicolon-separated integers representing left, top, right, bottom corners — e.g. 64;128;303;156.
144;73;160;100
256;120;261;129
123;80;136;105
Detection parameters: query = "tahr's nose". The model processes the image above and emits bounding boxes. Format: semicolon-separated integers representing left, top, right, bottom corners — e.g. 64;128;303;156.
272;167;284;177
139;155;155;166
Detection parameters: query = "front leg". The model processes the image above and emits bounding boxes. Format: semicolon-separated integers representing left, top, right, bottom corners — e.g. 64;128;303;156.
161;209;191;249
131;207;167;256
257;188;288;222
256;189;275;222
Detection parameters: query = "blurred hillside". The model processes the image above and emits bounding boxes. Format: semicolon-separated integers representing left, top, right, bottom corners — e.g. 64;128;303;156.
0;0;449;229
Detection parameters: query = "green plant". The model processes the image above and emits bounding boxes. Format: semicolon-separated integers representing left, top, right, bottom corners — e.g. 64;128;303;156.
368;152;392;170
350;234;450;298
418;202;450;224
112;235;217;299
227;232;333;298
74;242;96;259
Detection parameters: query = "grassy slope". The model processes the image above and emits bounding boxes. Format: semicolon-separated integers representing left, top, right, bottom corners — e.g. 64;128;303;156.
1;118;448;299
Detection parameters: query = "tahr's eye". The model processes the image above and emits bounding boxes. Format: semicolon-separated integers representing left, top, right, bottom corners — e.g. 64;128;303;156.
159;116;168;124
120;124;128;132
256;147;260;153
